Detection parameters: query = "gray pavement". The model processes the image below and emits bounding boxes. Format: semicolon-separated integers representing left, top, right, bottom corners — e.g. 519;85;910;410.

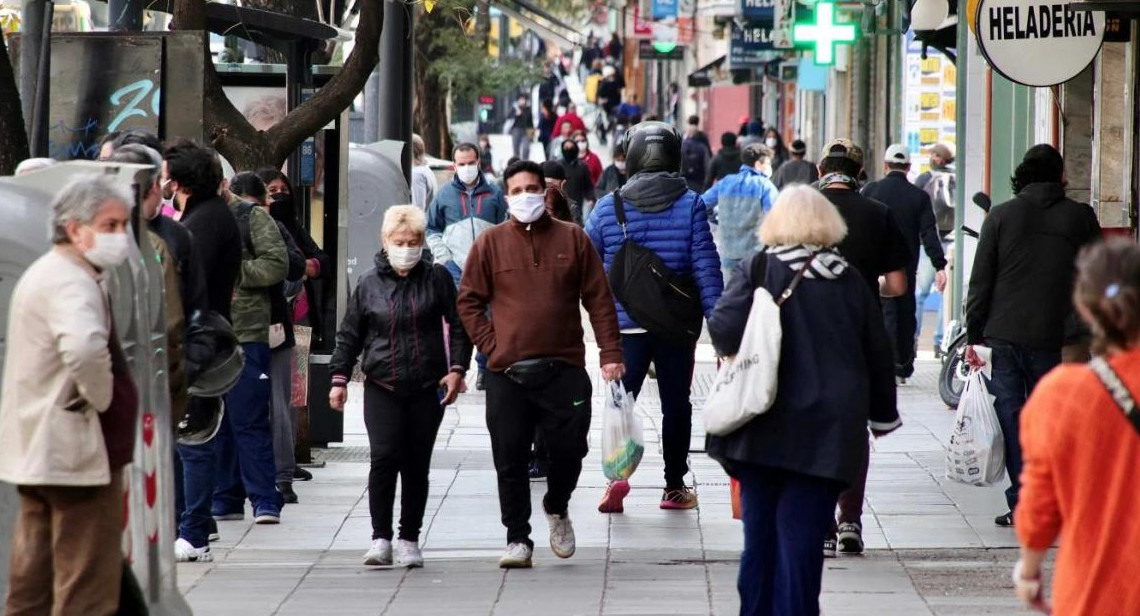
177;350;1044;615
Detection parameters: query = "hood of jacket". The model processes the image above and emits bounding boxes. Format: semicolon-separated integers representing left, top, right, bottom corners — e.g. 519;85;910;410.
1017;182;1067;207
621;171;691;213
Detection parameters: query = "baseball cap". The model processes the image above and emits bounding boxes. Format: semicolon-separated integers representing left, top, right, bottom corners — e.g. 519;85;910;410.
929;142;955;162
821;138;864;167
541;160;567;181
790;139;807;155
884;144;910;164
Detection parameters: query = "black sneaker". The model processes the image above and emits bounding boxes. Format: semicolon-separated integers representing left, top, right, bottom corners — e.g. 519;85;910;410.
528;462;548;481
837;522;864;554
476;369;487;391
279;482;299;504
823;532;837;558
293;466;313;482
208;518;220;543
995;512;1014;527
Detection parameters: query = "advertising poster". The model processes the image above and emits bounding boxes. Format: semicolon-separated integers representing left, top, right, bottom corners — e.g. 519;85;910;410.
903;33;957;175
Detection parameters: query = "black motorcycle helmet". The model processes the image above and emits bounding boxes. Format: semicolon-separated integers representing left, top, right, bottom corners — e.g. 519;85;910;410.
184;310;245;398
621;121;682;177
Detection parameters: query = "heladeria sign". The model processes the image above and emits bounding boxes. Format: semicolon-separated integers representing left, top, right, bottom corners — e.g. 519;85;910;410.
975;0;1105;87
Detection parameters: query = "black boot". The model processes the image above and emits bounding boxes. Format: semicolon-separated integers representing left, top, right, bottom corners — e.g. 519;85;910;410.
278;482;299;505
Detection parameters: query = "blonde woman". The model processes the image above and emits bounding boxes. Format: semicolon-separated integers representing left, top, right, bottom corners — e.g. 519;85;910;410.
706;185;900;616
328;205;472;568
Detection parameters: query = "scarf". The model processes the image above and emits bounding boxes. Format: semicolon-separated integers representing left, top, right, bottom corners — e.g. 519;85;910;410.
819;172;859;189
767;244;849;280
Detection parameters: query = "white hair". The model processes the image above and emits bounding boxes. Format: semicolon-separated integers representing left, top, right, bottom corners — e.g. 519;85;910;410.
15;157;57;175
381;205;427;241
50;174;133;244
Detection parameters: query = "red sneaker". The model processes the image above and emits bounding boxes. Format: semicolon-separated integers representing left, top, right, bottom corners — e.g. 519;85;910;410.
598;480;630;513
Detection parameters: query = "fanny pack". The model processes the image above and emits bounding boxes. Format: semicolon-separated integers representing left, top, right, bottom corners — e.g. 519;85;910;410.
503;358;564;389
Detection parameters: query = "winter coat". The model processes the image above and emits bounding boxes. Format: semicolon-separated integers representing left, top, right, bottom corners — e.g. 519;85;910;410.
180;194;242;320
582;151;604;186
966;182;1102;350
586;172;724;330
861;171;947;273
597;165;627;197
0;248;118;486
426;174;507;273
705;250;900;486
701;166;779;261
330;251;472;392
681;137;711;193
552;113;587;138
269;221;308;349
228;197;289;345
771;158;819;189
708;148;743;184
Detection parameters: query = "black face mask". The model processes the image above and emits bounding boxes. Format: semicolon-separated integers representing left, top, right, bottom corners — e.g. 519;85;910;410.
562;143;579;162
268;192;298;228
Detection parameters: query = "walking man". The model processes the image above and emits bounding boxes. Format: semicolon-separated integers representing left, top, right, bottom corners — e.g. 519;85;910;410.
862;144;948;381
509;93;534;160
965;144;1101;527
458;160;624;569
701;143;780;281
771;139;819;189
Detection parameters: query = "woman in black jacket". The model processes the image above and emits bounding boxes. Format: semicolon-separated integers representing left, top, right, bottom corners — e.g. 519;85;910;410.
328;205;471;570
706;186;900;616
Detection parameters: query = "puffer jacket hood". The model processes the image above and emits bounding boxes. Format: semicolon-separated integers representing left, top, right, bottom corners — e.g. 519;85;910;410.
621;171;690;213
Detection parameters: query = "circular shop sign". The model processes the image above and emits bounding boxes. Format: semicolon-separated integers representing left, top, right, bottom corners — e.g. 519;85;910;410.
975;0;1105;87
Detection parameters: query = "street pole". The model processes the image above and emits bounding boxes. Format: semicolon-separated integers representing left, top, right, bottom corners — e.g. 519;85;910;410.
378;0;413;184
108;0;145;31
19;0;52;157
364;69;380;143
951;10;969;322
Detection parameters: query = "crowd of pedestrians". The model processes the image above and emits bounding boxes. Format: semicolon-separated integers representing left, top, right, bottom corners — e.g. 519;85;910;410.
5;101;1140;615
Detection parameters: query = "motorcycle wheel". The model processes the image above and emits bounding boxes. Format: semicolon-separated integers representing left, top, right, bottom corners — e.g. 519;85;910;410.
939;338;968;409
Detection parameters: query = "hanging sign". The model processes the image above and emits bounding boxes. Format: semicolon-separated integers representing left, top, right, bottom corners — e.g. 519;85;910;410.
741;0;777;22
975;0;1105;87
729;22;777;67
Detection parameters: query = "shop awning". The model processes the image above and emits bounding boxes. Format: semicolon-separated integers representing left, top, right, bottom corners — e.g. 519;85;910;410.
688;55;763;88
490;0;581;47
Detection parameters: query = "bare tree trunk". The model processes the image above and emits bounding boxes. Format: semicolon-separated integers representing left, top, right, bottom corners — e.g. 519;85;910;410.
0;38;30;175
172;0;383;170
412;4;454;158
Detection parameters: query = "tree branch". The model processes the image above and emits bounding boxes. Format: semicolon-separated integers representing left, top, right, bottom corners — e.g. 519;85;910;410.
265;0;384;165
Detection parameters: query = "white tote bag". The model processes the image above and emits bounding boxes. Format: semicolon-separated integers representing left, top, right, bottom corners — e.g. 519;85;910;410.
945;370;1006;486
703;286;783;436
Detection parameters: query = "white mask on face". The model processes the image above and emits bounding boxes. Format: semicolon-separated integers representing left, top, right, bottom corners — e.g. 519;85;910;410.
84;231;132;269
765;138;778;148
615;160;626;172
386;244;423;271
508;192;546;223
456;164;479;185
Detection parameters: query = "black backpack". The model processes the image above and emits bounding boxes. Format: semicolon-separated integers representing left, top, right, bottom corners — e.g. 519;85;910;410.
607;190;704;347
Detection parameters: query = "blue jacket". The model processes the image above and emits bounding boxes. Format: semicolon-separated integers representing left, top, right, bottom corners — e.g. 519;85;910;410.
426;173;507;272
702;166;779;261
586;172;724;330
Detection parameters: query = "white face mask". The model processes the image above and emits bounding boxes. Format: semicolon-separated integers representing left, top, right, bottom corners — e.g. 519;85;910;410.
765;138;778;148
386;244;423;271
576;141;589;152
615;160;626;172
508;192;546;224
456;164;479;185
84;231;132;269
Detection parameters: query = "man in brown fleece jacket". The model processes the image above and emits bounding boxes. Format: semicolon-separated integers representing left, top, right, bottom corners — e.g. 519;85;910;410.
458;160;625;570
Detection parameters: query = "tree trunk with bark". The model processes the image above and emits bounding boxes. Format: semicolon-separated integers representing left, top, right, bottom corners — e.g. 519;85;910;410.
172;0;382;170
0;38;30;175
412;4;455;158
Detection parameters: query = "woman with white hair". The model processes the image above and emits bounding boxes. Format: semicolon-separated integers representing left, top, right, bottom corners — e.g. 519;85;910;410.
705;185;901;616
0;175;139;614
327;205;472;569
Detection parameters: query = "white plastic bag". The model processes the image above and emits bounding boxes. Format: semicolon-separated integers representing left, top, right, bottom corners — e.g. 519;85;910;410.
601;382;645;481
946;370;1006;486
703;287;782;436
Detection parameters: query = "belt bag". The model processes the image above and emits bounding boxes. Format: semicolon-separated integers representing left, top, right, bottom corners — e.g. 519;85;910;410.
503;358;564;389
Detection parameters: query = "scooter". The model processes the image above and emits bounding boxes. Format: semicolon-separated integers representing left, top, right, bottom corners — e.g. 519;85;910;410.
937;192;991;408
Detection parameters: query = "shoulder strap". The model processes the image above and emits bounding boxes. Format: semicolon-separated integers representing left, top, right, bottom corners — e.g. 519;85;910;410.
236;201;256;256
1088;356;1140;436
749;252;769;289
613;189;628;240
775;253;816;307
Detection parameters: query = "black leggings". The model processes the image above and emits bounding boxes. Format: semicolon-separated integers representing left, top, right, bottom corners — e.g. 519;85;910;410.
363;381;444;542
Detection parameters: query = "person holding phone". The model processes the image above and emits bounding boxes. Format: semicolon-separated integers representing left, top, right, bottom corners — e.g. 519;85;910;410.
328;205;472;569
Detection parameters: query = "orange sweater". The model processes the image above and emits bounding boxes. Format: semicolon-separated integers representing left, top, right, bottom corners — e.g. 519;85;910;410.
1016;350;1140;615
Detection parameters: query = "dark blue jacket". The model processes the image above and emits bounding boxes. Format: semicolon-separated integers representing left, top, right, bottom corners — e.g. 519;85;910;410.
586;172;723;330
705;252;900;486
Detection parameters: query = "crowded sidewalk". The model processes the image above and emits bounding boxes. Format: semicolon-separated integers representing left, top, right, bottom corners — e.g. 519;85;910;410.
176;354;1041;616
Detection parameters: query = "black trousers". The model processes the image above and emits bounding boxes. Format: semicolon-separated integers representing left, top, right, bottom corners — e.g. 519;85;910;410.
363;381;444;542
882;271;918;378
486;365;592;546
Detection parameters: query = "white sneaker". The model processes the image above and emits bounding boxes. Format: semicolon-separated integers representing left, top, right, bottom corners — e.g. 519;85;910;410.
363;539;393;566
546;511;576;559
174;538;214;563
397;539;424;568
498;542;533;569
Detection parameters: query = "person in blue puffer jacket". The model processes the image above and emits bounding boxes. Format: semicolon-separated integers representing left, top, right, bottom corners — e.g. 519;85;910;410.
586;121;723;513
702;143;780;282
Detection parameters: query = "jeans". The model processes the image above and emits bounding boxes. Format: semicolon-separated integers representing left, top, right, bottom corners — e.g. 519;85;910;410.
213;342;284;516
177;440;216;548
883;270;918;377
915;244;948;348
486;365;592;546
510;128;532;161
737;464;843;616
985;339;1060;511
364;382;445;542
621;333;697;488
269;347;296;484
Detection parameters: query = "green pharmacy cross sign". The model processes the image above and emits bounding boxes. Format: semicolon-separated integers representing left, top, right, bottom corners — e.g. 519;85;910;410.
793;2;857;65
